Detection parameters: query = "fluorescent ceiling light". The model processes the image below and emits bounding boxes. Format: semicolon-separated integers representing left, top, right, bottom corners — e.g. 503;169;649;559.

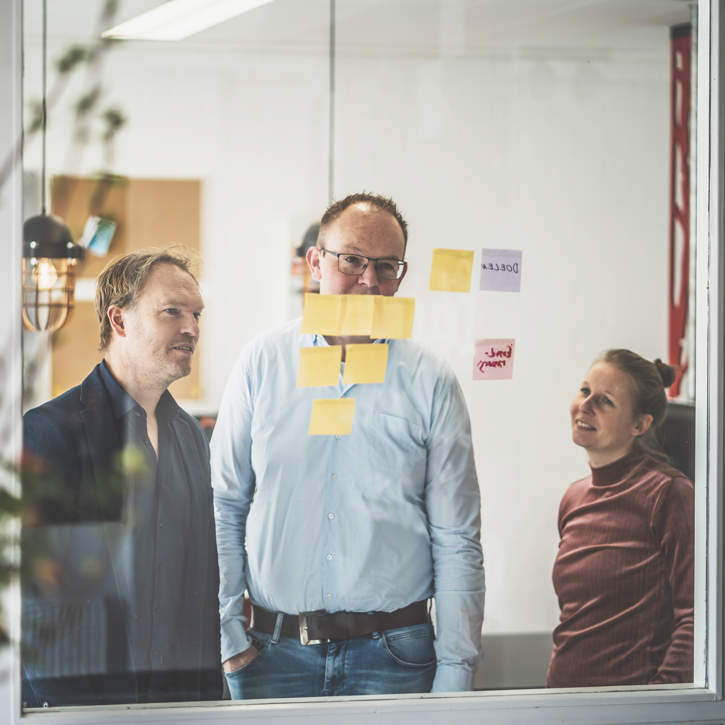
102;0;274;41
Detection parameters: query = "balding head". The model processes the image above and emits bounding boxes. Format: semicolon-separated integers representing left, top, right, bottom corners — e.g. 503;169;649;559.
318;192;408;256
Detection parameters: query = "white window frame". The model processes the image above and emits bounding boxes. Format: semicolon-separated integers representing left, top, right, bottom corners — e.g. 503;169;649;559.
0;1;722;723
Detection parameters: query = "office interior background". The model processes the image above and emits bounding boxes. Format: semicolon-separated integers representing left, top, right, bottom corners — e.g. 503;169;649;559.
21;0;695;690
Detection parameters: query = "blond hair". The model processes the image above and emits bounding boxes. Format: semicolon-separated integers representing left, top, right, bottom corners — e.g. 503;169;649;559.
95;246;199;352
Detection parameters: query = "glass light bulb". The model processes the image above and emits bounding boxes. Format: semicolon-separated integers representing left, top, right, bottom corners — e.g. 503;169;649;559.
33;258;58;290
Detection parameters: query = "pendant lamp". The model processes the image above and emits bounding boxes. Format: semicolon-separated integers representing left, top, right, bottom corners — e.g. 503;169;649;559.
22;0;84;333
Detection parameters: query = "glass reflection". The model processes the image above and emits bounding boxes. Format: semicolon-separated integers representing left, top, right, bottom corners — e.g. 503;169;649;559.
20;0;698;708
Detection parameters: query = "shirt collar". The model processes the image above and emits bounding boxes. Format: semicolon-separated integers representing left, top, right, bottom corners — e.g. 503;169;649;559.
100;359;180;424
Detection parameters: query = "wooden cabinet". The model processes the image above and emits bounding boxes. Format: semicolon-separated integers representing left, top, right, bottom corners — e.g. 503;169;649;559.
50;176;202;400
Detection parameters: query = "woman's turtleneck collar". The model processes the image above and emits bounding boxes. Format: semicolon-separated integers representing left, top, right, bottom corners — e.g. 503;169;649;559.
590;450;646;487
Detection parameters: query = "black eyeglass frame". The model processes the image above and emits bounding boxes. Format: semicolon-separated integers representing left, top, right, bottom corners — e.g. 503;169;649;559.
319;248;408;280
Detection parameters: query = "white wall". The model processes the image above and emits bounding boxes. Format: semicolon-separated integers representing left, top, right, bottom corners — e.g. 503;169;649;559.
23;32;670;636
334;49;670;633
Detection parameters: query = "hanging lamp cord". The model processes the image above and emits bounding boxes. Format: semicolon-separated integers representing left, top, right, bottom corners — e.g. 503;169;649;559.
41;0;47;215
328;0;335;206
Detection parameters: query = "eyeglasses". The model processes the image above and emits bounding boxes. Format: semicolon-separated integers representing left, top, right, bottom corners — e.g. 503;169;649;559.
320;248;407;281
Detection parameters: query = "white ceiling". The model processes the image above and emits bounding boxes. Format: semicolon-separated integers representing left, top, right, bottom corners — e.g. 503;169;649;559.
25;0;694;53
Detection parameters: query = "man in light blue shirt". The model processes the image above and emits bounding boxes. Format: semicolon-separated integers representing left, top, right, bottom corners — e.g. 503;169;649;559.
211;192;485;698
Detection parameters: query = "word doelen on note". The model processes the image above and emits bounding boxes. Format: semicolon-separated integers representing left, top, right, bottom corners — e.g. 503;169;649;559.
308;398;356;435
429;249;475;293
479;249;523;293
301;293;414;339
473;339;516;381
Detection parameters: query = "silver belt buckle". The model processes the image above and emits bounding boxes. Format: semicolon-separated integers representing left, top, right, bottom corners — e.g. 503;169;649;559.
299;611;332;645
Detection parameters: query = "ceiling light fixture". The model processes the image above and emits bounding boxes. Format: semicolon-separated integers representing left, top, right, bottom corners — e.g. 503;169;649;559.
102;0;275;41
23;0;84;334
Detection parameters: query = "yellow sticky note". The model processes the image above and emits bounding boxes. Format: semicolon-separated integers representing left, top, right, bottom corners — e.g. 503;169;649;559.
370;297;415;339
297;346;342;387
300;293;343;335
339;295;375;336
429;248;475;293
308;398;356;435
343;344;388;385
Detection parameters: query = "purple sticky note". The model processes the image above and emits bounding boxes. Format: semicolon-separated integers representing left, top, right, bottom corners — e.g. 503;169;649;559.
479;249;523;292
473;339;515;380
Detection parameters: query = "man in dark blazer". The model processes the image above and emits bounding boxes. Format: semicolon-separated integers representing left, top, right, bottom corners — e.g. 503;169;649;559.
22;247;222;707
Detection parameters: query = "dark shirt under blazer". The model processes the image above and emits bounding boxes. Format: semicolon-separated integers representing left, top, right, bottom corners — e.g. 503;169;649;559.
22;363;221;707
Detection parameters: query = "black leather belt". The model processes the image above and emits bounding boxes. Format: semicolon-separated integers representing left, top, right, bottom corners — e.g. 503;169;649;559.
251;600;430;645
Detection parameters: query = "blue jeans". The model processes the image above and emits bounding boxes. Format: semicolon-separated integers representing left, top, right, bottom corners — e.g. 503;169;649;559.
225;623;437;699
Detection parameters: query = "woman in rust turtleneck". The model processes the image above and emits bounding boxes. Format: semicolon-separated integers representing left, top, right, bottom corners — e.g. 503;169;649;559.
546;349;694;687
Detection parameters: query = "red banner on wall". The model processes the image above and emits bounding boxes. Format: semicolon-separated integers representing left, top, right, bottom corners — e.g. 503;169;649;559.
668;24;691;398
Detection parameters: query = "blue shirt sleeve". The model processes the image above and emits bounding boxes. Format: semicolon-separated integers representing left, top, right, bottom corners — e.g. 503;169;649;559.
211;352;257;663
425;376;485;692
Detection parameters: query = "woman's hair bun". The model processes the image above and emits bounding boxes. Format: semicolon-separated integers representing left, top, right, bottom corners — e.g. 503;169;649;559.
653;358;677;389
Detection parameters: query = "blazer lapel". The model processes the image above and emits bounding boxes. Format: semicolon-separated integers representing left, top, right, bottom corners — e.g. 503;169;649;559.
79;366;124;522
78;366;137;675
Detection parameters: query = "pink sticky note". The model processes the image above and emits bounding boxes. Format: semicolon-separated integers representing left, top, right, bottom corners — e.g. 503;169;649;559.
473;339;515;380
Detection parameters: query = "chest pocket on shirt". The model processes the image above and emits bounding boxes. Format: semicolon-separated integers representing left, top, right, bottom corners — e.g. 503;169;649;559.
369;413;426;480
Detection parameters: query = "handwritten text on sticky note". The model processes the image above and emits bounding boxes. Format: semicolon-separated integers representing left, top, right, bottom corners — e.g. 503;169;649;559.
308;398;356;435
429;249;475;293
479;249;523;293
297;346;342;387
473;339;516;380
370;297;415;339
343;343;388;385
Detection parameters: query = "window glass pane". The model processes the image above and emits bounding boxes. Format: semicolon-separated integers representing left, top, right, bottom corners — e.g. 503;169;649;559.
19;0;699;711
20;0;330;708
333;0;698;690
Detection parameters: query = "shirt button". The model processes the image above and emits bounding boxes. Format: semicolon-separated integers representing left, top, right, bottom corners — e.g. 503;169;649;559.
327;593;333;599
158;565;163;571
328;513;334;520
331;474;337;481
335;435;341;440
326;554;333;560
153;650;157;656
155;607;160;613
